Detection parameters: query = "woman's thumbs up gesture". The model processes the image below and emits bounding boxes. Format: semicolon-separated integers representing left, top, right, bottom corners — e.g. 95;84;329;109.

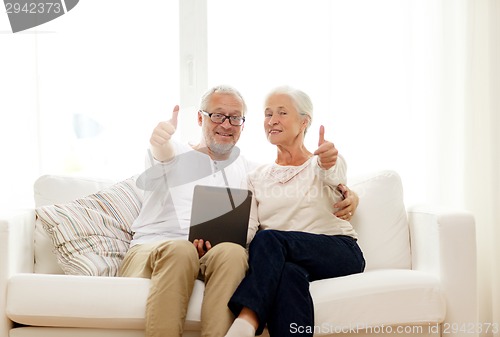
313;125;338;170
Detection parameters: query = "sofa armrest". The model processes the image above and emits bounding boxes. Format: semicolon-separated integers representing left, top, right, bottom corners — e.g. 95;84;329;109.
0;209;36;274
408;205;477;337
0;209;36;335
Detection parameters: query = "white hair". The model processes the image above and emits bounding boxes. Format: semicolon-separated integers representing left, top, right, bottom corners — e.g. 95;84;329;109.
200;85;247;115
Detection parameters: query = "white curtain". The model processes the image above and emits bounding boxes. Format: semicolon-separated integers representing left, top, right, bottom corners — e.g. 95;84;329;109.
419;0;499;333
463;0;500;334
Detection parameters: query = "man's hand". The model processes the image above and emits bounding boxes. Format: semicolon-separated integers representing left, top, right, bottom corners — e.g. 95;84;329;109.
150;105;179;162
334;184;359;221
193;239;212;258
313;125;338;170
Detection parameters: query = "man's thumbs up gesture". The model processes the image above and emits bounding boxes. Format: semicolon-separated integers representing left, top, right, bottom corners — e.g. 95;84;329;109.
150;105;180;162
313;125;338;170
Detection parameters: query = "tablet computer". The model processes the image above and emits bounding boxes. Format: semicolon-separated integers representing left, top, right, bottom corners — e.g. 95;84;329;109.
188;185;252;248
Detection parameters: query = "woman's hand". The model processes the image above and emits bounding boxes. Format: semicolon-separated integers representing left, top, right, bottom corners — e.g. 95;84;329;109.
314;125;338;170
334;184;359;221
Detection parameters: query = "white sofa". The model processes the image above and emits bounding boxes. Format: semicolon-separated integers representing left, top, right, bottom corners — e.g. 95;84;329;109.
0;170;477;337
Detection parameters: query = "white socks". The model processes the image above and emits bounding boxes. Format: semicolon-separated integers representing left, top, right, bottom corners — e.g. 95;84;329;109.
224;318;256;337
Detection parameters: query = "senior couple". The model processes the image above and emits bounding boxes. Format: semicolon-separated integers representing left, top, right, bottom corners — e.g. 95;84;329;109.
118;85;365;337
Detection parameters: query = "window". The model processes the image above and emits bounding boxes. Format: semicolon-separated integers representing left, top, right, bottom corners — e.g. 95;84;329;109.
206;0;433;203
36;0;180;179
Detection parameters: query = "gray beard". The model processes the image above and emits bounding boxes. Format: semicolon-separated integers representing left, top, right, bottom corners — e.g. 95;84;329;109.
208;141;235;155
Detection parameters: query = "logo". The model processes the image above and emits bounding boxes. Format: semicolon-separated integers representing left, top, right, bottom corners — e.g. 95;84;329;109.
4;0;79;33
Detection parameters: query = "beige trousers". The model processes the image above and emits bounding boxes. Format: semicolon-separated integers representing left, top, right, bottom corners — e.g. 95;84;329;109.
118;240;248;337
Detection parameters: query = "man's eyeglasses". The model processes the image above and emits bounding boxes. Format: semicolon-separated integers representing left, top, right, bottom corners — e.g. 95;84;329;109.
200;110;245;126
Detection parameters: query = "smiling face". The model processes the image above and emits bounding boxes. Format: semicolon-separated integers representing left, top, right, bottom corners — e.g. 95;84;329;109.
198;92;245;157
264;93;308;146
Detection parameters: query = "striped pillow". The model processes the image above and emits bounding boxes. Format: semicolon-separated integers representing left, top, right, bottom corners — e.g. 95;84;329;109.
36;177;142;276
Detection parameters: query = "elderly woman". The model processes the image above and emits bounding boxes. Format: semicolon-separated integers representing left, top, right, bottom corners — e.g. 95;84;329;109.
225;86;365;337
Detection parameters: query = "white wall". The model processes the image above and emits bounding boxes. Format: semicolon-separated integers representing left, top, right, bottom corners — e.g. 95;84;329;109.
0;22;39;209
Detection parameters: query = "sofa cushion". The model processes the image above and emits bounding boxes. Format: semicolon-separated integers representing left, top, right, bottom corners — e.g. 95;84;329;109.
310;269;446;332
6;270;445;332
33;175;117;274
6;274;204;330
34;175;117;207
349;170;411;270
35;178;142;276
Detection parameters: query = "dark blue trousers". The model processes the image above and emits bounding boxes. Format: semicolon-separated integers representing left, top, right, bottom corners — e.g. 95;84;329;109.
228;229;365;336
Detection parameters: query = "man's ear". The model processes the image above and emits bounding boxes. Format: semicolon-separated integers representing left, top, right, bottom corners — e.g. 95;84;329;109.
197;111;203;126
